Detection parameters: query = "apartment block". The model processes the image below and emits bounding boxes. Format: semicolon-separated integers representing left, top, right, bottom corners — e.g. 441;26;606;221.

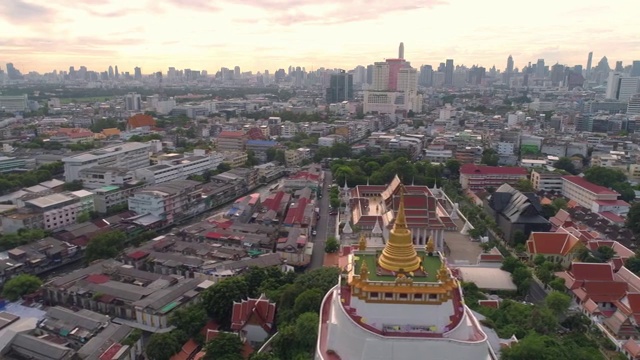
134;151;223;184
530;170;563;192
216;131;247;152
128;180;202;225
93;184;145;214
460;164;528;191
78;167;135;189
62;143;150;182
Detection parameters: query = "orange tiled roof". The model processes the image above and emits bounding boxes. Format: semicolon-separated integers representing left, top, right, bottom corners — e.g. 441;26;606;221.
127;114;156;129
526;232;580;256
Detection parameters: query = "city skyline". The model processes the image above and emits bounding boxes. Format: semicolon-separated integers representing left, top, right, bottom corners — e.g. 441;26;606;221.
1;0;638;74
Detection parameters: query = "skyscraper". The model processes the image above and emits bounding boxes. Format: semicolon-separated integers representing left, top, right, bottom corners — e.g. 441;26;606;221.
124;92;142;111
586;52;593;77
615;61;624;72
606;72;622;99
536;59;546;78
398;42;404;60
632;61;640;77
108;66;114;79
326;70;354;103
134;67;142;81
419;65;433;87
234;66;241;79
444;59;454;86
114;66;119;79
506;55;514;74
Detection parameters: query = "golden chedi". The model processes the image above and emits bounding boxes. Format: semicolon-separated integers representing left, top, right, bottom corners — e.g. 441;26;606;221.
377;187;421;273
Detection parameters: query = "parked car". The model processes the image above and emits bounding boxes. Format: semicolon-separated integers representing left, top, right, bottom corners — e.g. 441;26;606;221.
329;211;338;216
312;230;317;236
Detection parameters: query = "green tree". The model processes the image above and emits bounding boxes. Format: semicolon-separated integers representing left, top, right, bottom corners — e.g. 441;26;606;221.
501;334;564;360
512;267;532;295
293;289;324;315
168;304;207;338
626;202;640;235
594;246;615;262
535;261;555;285
583;166;627;188
325;236;339;253
249;353;279;360
2;274;43;301
513;179;534;192
533;254;547;266
552;198;568;212
63;180;84;191
545;291;571;317
501;257;524;273
246;150;260;166
481;148;499;166
513;230;527;246
146;332;182;360
553;157;577;175
549;277;566;292
85;231;127;262
77;211;90;223
217;163;232;173
445;159;461;176
625;256;640;275
201;277;248;327
203;332;244;360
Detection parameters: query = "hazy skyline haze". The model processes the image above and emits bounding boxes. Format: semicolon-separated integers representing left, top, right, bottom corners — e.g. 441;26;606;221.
1;0;638;74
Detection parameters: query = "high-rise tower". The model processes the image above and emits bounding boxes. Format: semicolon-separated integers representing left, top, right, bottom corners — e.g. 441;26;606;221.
586;52;593;77
398;42;404;60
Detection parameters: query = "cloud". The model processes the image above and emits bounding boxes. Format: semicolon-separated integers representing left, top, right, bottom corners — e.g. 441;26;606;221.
0;0;55;24
165;0;220;12
235;0;447;26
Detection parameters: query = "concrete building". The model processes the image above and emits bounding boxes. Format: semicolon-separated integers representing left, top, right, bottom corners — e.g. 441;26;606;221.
222;151;249;168
124;92;142;111
78;167;135;189
0;156;26;172
531;170;563;192
460;164;528;191
93;184;145;214
216;131;247;152
134;151;224;184
128;180;202;225
0;95;28;113
2;190;95;233
245;140;277;163
561;176;629;215
62;143;150;182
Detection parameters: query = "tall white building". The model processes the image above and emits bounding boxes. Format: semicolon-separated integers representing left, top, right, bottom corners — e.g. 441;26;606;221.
62;142;150;182
0;95;28;113
628;94;640;115
125;92;142;111
134;151;224;184
371;62;389;91
606;72;622;100
618;77;640;102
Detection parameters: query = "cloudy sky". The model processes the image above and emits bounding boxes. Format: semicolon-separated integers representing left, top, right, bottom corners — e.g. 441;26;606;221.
1;0;638;75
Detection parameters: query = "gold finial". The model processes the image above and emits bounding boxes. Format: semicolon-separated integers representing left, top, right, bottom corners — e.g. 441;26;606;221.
360;261;369;280
358;233;367;251
393;185;408;232
426;237;435;254
437;261;449;282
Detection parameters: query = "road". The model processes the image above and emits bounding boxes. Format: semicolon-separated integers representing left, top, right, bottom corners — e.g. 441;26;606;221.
527;280;548;304
309;170;332;269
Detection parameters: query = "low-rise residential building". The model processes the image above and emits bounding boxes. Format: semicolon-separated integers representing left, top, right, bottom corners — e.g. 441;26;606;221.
0;156;26;173
128;180;202;226
222;151;249;168
43;259;212;332
282;165;324;193
284;148;311;167
245;140;277;163
2;190;95;233
531;170;563;192
561;176;630;216
460;164;528;191
93;184;145;214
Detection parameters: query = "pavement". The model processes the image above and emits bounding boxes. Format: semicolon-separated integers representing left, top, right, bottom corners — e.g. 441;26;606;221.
444;218;483;265
309;170;332;269
527;280;548;304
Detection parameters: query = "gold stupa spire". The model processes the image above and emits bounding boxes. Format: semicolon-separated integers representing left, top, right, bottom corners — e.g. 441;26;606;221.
377;185;421;273
426;237;435;254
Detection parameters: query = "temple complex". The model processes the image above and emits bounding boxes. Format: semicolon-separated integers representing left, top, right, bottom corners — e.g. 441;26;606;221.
316;186;496;360
346;175;457;251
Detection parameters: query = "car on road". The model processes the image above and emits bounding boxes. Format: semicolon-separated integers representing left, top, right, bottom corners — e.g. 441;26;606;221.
329;210;338;216
312;230;317;236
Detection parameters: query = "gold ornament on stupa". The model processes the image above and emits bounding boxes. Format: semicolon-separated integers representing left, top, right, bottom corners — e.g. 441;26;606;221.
377;185;422;273
358;233;367;251
426;237;435;254
437;261;450;282
360;260;369;280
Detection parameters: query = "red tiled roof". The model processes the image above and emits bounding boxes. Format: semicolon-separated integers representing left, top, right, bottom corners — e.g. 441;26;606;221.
570;262;614;282
231;294;276;333
478;300;500;308
623;339;640;358
99;343;123;360
562;176;619;195
170;339;199;360
127;114;156;129
460;164;528;175
284;197;309;225
599;211;626;223
205;232;225;240
583;281;627;302
85;274;110;284
127;250;148;260
594;199;630;206
526;232;580;256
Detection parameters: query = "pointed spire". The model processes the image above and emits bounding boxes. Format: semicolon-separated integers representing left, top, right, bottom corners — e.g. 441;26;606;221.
372;218;383;235
343;221;353;234
393;185;408;232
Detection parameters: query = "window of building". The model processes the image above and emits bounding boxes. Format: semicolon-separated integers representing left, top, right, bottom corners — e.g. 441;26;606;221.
370;292;379;299
385;293;393;299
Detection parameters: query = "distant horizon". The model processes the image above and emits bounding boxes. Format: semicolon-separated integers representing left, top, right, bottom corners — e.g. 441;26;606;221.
1;0;638;74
